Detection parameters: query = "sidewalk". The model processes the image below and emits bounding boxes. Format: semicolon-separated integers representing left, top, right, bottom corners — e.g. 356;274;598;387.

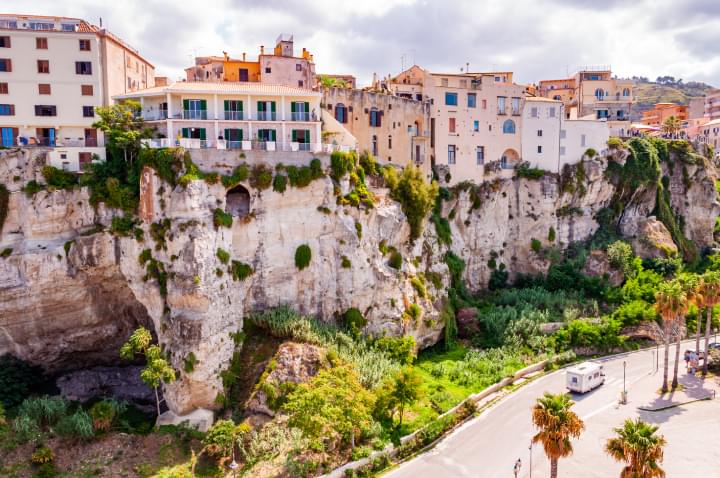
637;369;720;411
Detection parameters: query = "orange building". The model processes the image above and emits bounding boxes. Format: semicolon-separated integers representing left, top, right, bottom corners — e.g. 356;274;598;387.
640;103;688;127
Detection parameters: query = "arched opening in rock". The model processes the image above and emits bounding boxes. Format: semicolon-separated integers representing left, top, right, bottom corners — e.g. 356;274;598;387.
226;184;250;218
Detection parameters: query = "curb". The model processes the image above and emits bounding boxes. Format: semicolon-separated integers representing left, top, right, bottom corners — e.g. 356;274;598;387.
638;395;715;412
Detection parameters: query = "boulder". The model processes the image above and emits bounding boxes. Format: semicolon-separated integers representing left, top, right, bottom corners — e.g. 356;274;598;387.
630;217;678;259
156;408;214;432
582;250;624;287
56;366;155;409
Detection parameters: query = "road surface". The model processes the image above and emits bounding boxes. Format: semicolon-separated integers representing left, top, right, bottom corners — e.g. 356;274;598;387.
386;342;720;477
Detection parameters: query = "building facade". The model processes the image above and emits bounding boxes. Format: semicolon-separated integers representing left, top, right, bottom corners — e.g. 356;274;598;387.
705;90;720;121
322;87;430;174
390;65;527;184
640;103;688;127
116;82;323;152
0;14;154;171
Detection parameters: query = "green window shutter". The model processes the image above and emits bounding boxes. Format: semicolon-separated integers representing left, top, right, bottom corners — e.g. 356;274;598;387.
199;128;206;140
239;129;243;141
239;101;243;111
200;99;207;110
304;102;309;113
181;127;189;138
224;100;229;111
270;102;276;113
305;129;310;141
291;102;296;113
257;101;264;112
183;99;189;111
271;130;277;141
292;130;297;142
224;128;229;140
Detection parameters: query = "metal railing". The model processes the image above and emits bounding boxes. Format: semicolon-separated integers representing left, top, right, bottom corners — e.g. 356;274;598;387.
511;109;521;116
143;111;168;121
497;107;507;115
224;110;244;120
182;110;208;120
256;112;277;121
143;138;344;154
291;112;311;121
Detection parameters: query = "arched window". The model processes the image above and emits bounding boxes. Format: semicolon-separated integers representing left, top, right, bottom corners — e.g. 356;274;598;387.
553;95;562;101
335;103;347;123
595;88;604;101
623;88;630;97
502;119;516;134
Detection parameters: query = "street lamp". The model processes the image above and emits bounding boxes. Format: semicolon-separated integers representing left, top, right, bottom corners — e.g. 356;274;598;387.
529;440;533;478
622;360;627;404
514;458;522;478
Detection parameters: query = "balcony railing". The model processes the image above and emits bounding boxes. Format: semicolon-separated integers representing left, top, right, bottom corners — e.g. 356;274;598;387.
511;108;521;116
291;112;311;121
182;110;208;120
144;138;346;154
497;107;507;115
224;110;244;120
143;111;168;121
256;112;277;121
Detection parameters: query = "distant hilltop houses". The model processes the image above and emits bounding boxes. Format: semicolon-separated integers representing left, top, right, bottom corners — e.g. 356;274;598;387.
0;14;717;180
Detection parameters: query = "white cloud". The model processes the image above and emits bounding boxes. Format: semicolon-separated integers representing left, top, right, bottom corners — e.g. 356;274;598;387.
1;0;717;87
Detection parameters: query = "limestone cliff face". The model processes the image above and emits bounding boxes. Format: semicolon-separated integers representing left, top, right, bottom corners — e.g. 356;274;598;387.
1;146;718;415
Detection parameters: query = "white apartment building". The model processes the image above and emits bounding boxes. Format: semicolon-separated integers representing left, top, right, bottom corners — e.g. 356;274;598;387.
116;81;324;153
521;96;609;173
705;90;720;121
0;14;154;171
391;65;526;184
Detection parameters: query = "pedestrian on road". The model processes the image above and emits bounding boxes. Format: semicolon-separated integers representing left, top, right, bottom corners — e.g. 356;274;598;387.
684;350;690;370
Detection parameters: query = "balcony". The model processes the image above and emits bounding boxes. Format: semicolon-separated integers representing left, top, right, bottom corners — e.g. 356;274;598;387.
182;110;207;120
497;107;507;115
224;110;244;120
143;111;168;121
256;112;277;121
511;108;521;116
143;138;349;154
291;112;311;121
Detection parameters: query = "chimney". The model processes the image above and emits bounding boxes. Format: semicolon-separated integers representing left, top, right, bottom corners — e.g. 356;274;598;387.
260;45;264;55
223;51;228;61
242;52;246;61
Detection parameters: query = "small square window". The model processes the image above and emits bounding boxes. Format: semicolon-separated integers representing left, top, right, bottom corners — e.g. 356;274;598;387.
265;67;271;74
36;37;48;49
295;63;302;71
75;61;92;75
473;120;479;132
82;106;94;117
0;82;7;94
37;60;50;74
38;83;51;95
298;80;303;87
537;130;542;137
81;84;93;96
79;39;91;51
537;145;542;153
0;36;10;48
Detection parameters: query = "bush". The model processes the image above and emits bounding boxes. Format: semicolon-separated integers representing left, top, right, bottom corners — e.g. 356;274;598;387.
548;226;556;242
229;260;253;281
272;174;287;193
110;215;135;236
221;164;249;187
216;248;230;265
489;267;508;290
584;148;598;158
607;137;624;149
250;164;273;190
213;208;233;228
516;162;546;180
343;308;367;334
388;250;402;270
531;238;542;253
42;166;78;190
89;399;125;433
373;336;416;365
31;446;54;464
295;244;312;270
23;180;44;195
355;221;363;240
359;151;377;176
410;276;427;298
607;240;634;275
330;151;355;180
0;355;44;410
384;166;439;241
341;256;352;268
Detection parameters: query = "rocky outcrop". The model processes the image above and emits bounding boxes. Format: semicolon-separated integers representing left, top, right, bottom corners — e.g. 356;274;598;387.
629;217;678;259
56;366;155;410
582;250;624;287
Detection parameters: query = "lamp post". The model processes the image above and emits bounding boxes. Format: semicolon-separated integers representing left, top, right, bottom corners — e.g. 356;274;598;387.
514;458;522;478
622;360;627;404
529;440;533;478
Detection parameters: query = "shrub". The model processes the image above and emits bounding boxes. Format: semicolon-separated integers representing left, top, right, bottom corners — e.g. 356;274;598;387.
89;399;125;433
584;148;598;158
607;240;634;275
229;260;253;281
138;248;152;265
516;162;546;180
221;164;249;187
250;164;273;190
530;238;542;253
341;256;352;268
355;221;363;240
272;174;287;193
0;247;11;258
31;446;54;464
489;266;508;290
23;180;44;195
330;151;355;180
295;244;312;270
216;248;230;265
385;165;439;241
373;336;416;365
55;409;94;438
607;137;624;149
42;166;77;190
388;250;402;270
110;215;135;236
343;308;367;334
213;208;233;228
548;226;556;242
410;276;427;298
0;355;44;410
359;151;377;176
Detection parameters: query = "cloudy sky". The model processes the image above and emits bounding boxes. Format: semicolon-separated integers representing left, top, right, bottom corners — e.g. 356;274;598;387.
5;0;719;87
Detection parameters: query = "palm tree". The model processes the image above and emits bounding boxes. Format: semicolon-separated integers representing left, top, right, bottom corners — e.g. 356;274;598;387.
654;281;688;393
673;275;700;387
532;392;585;478
701;271;720;375
606;418;666;478
662;115;682;137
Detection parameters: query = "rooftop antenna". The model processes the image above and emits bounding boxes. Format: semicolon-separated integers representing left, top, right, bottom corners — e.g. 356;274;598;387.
401;53;407;72
99;17;102;28
466;62;470;73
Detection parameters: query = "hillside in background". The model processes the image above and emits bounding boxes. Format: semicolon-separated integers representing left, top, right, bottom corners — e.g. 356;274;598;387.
629;76;716;121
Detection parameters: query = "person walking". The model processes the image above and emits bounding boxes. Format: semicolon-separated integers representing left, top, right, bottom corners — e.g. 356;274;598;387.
684;350;690;371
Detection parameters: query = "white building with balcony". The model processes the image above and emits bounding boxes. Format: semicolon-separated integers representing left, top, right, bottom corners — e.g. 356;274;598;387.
114;81;324;153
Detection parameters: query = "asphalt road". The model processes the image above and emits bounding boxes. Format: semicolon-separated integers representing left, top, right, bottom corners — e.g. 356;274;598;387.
385;342;720;478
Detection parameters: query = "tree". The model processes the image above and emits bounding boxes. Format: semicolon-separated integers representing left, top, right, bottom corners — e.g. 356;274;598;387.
318;75;349;89
605;418;666;478
374;367;423;430
283;365;375;450
531;392;584;478
661;116;682;137
199;419;251;468
654;281;688;393
674;274;700;387
120;326;176;418
700;271;720;375
383;165;439;241
93;100;153;168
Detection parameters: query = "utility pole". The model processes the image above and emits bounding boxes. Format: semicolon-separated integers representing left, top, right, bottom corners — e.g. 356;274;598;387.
529;440;533;478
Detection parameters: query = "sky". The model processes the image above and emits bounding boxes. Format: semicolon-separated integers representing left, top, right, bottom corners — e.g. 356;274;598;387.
4;0;720;87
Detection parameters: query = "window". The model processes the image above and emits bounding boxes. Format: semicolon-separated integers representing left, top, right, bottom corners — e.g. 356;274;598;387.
449;117;456;133
295;63;302;71
369;108;381;127
62;23;76;32
298;80;303;87
0;36;9;48
445;92;458;106
34;105;56;116
617;110;625;119
581;134;587;147
0;104;14;115
335;103;347;123
553;95;562;101
537;146;542;153
37;60;49;73
560;129;566;139
35;37;48;50
497;96;506;114
511;97;520;114
476;146;484;165
441;78;448;87
29;22;54;30
38;84;51;95
459;79;467;88
75;61;92;75
388;135;392;149
473;120;479;132
595;88;604;101
502;119;516;134
549;107;556;118
448;145;456;164
0;82;6;94
372;135;378;156
623;88;630;97
596;109;609;119
560;146;566;156
537;130;543;137
482;99;487;109
467;93;477;108
81;84;93;96
265;67;271;74
79;39;91;51
531;107;538;118
82;106;94;117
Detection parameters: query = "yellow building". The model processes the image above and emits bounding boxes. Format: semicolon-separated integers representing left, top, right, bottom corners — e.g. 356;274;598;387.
640;103;688;127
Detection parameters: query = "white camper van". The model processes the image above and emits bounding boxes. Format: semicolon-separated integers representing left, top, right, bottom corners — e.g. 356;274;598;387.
566;362;605;393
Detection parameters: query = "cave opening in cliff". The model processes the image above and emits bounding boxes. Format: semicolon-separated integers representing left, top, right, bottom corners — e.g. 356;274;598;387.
226;184;250;218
